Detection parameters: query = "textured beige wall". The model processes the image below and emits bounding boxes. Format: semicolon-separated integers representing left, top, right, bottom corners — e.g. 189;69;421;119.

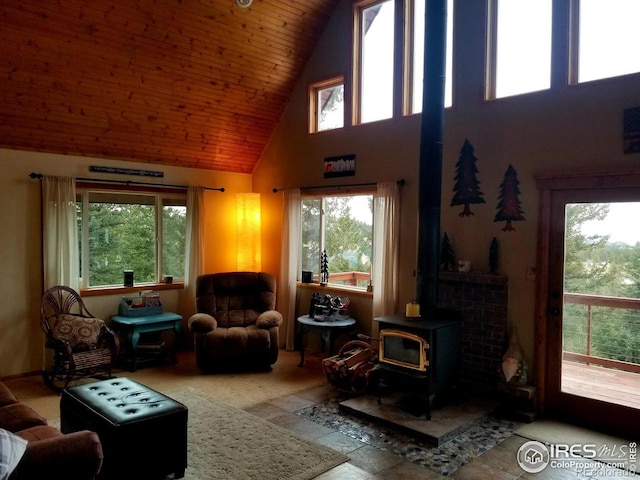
253;0;640;371
0;149;251;377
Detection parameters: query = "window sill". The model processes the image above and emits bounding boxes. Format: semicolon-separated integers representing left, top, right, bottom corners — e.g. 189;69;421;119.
80;282;184;297
297;282;373;298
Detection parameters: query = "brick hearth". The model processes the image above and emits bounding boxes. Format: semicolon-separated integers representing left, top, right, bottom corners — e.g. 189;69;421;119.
438;271;509;393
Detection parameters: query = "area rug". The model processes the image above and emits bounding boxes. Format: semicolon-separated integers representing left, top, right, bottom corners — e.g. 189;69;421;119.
168;388;349;480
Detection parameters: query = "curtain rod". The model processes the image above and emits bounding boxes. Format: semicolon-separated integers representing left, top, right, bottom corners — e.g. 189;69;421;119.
28;173;225;192
272;179;405;193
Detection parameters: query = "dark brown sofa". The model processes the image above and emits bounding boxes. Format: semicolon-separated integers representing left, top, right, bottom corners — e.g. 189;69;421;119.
0;380;103;479
188;272;283;371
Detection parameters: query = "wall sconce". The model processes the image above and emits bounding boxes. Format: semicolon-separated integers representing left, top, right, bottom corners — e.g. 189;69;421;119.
236;193;261;271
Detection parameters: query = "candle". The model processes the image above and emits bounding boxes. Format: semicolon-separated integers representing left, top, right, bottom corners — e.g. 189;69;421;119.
405;302;420;318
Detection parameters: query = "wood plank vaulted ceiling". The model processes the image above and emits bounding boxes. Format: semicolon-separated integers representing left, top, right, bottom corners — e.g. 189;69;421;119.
0;0;339;173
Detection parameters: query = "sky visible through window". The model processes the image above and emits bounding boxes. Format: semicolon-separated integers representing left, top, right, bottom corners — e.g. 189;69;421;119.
580;203;640;246
359;1;640;118
578;0;640;83
496;0;640;97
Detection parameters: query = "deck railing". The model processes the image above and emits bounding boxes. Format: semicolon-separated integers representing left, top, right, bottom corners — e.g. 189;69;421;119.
563;292;640;374
303;271;371;288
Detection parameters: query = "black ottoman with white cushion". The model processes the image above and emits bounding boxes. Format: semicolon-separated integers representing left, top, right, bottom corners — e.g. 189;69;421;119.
60;378;187;480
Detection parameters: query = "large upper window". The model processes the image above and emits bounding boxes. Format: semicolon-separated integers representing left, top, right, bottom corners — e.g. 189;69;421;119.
353;0;454;125
487;0;640;100
77;187;186;288
487;0;552;99
355;0;395;124
575;0;640;83
409;0;454;113
301;193;373;290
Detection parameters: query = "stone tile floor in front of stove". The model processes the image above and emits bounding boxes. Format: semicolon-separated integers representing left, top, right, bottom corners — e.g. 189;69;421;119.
245;385;640;480
244;384;527;479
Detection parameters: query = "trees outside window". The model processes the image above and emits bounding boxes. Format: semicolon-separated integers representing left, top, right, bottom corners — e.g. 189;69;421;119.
563;202;640;364
301;194;373;289
78;189;186;288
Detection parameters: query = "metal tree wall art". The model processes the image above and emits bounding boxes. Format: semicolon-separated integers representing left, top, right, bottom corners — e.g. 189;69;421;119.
440;232;456;271
494;164;526;232
451;139;485;217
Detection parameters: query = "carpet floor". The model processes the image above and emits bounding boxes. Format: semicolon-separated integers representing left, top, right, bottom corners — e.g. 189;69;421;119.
169;387;349;480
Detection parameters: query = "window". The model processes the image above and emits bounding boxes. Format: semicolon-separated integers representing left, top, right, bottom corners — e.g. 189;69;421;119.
353;0;454;124
301;194;373;289
77;187;186;288
309;77;344;133
487;0;552;99
354;0;395;124
409;0;454;113
574;0;640;83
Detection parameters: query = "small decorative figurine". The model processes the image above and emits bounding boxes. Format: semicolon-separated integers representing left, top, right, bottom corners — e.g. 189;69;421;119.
320;249;329;286
489;237;499;273
440;232;456;271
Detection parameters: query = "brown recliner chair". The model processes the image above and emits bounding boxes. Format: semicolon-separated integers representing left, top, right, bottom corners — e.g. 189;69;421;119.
188;272;283;371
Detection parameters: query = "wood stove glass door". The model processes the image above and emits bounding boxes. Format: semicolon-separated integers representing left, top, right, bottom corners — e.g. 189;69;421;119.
545;186;640;437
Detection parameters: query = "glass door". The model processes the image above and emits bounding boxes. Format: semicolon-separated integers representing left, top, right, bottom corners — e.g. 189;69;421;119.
545;187;640;436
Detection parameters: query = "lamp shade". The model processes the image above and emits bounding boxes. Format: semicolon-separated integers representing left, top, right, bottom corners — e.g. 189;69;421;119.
236;193;261;271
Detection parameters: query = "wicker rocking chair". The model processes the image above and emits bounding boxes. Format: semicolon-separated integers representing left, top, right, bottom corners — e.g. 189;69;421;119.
40;286;120;390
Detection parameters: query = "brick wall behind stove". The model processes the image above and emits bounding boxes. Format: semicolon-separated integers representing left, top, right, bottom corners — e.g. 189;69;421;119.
438;271;509;392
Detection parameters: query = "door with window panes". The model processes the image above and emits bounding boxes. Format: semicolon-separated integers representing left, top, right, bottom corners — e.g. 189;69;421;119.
540;179;640;438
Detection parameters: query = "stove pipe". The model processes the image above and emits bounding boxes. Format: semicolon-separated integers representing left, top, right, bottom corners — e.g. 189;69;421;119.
416;0;447;316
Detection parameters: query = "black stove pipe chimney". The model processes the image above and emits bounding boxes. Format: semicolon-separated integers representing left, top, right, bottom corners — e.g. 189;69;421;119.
416;0;447;317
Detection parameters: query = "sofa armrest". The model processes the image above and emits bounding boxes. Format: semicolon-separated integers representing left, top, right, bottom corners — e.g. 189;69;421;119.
256;310;283;329
10;430;103;480
188;313;218;333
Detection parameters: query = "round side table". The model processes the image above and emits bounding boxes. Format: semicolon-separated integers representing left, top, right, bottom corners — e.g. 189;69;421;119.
296;314;356;367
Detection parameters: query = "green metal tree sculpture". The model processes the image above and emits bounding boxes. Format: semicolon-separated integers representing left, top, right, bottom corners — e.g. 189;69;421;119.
320;249;329;286
489;237;499;273
440;232;456;271
494;164;525;232
451;139;485;217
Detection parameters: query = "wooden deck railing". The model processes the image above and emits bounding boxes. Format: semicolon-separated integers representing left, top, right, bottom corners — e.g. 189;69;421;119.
303;271;371;287
328;271;370;286
563;292;640;374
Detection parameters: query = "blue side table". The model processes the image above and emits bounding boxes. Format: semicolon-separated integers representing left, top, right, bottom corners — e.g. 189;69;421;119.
111;312;183;371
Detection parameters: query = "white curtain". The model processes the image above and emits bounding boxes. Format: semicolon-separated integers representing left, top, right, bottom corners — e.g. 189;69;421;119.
42;176;79;292
184;186;205;318
279;188;301;350
372;181;400;335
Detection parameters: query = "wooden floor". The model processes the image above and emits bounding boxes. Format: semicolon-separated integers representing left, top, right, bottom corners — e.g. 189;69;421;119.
562;359;640;409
